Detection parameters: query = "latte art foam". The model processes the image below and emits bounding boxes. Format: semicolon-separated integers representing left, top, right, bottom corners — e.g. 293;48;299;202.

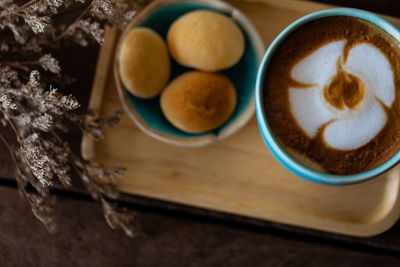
264;16;400;174
289;40;395;150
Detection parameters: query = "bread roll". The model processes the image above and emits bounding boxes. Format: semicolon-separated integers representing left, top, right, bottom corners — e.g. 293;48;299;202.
119;27;170;98
161;71;237;133
167;10;245;72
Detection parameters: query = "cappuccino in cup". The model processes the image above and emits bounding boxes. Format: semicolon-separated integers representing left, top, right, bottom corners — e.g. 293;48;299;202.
263;16;400;175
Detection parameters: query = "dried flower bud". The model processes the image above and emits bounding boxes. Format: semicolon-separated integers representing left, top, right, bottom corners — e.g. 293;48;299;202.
60;94;80;110
32;114;53;131
24;15;50;34
16;114;32;126
0;66;18;87
39;54;61;74
22;133;53;186
34;0;63;14
26;193;57;233
101;199;141;238
74;19;104;45
26;70;41;95
0;93;17;109
91;0;113;19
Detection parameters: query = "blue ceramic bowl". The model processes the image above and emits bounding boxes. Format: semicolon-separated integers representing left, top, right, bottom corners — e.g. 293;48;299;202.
255;8;400;185
115;0;264;146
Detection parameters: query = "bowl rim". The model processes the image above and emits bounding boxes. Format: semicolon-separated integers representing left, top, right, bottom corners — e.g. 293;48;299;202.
114;0;265;147
255;7;400;185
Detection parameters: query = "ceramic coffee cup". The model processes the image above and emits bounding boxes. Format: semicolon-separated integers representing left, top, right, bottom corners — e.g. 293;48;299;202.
255;8;400;185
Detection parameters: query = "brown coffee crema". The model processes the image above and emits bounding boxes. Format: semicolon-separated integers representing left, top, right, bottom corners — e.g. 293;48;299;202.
263;16;400;174
323;60;365;109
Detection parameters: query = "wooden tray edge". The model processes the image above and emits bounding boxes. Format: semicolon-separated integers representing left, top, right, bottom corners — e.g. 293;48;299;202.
81;26;119;161
118;171;400;237
81;0;400;237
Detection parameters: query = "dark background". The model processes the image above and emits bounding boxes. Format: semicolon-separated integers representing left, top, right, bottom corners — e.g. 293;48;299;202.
2;0;400;266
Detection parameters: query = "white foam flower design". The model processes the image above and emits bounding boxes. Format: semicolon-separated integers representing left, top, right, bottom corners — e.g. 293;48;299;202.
289;40;395;150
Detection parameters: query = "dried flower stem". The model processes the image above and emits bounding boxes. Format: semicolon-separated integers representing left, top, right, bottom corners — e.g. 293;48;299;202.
0;0;39;19
0;107;22;143
16;0;40;12
0;133;17;165
2;62;30;72
3;60;43;72
56;1;96;41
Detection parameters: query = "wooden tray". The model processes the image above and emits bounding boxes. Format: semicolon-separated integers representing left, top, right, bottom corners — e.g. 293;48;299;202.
82;0;400;237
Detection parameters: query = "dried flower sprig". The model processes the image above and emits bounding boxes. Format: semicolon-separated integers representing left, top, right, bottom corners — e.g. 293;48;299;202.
0;0;148;236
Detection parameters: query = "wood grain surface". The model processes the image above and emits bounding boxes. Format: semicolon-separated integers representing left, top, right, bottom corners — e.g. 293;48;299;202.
2;0;400;266
1;186;400;267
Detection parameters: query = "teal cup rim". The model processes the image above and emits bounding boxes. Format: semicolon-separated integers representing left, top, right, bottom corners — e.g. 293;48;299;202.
255;7;400;186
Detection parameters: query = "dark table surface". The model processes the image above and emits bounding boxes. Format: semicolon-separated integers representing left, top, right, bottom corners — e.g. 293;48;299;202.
2;0;400;266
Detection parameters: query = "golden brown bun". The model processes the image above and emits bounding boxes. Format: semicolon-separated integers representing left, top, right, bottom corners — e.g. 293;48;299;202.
167;10;245;72
119;27;170;98
161;71;237;133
